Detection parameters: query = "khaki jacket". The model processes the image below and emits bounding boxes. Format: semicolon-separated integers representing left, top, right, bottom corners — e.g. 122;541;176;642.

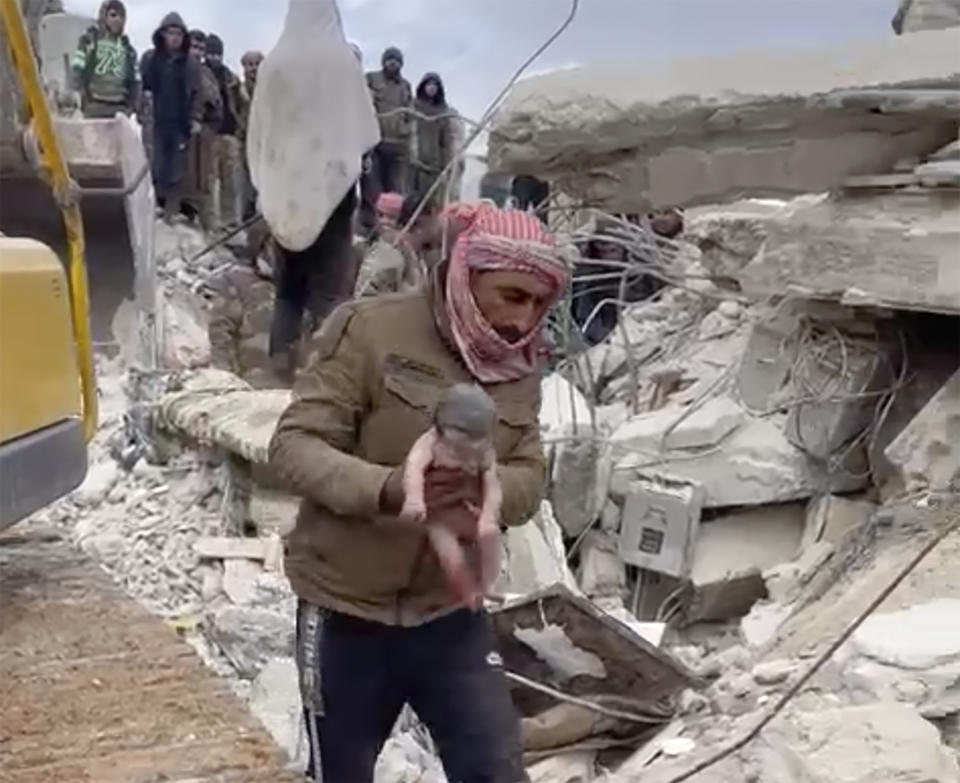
366;70;413;147
269;288;545;626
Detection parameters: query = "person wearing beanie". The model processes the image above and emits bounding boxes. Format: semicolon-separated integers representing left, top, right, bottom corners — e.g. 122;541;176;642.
204;34;246;232
364;46;413;199
70;0;139;117
139;12;203;222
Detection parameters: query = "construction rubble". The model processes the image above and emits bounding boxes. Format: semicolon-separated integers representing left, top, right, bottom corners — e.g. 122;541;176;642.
27;22;960;783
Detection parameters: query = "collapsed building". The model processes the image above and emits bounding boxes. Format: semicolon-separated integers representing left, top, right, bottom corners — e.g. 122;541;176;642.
21;14;960;783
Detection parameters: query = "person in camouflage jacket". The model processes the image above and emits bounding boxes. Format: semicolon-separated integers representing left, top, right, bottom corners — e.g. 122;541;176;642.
70;0;138;117
208;248;285;389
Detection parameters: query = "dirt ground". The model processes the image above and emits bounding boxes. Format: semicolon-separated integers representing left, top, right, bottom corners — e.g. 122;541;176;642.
0;521;303;783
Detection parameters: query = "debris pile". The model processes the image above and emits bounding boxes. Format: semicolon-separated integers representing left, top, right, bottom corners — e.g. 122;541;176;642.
38;23;960;782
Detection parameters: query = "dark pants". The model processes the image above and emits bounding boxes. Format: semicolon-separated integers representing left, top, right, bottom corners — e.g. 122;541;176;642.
152;125;189;203
296;603;528;783
268;187;359;375
372;142;409;195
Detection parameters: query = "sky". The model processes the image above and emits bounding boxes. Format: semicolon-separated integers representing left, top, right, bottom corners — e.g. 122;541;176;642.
68;0;897;122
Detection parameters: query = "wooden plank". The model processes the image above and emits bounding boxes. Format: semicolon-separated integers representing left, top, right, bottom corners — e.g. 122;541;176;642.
194;536;269;561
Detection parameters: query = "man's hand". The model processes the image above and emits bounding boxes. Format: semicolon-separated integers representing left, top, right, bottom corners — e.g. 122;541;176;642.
190;120;203;136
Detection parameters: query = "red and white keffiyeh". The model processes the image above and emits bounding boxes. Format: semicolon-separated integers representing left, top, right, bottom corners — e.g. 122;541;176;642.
441;203;568;383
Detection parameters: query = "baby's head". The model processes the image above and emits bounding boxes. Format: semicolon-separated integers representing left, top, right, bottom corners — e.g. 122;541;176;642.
433;384;497;465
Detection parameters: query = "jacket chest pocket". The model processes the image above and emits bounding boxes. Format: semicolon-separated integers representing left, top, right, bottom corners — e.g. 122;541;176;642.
363;368;534;466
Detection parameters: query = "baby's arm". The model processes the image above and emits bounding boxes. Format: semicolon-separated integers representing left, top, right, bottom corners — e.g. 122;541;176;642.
400;428;438;522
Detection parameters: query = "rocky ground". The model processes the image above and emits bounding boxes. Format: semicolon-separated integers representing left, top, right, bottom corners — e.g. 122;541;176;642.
25;198;960;783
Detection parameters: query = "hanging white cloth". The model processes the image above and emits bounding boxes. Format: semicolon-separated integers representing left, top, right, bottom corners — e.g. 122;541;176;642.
246;0;379;251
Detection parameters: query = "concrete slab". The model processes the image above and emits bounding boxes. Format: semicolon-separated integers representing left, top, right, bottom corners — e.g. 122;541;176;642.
885;367;960;492
489;29;960;211
739;191;960;315
611;414;869;508
688;504;805;621
759;703;960;783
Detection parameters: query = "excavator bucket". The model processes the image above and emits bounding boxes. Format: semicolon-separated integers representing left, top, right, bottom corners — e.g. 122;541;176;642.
1;6;158;365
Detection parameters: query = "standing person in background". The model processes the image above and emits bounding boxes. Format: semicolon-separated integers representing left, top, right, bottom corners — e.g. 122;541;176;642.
181;30;222;229
247;0;379;384
204;34;246;233
410;72;454;205
238;50;264;221
366;47;413;195
140;12;202;223
71;0;138;118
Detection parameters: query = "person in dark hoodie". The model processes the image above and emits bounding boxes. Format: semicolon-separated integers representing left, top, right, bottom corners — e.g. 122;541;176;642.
140;12;203;223
204;34;246;232
410;72;455;204
70;0;138;118
365;46;413;195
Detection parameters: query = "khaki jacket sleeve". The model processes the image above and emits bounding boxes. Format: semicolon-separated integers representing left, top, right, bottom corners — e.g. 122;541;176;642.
497;399;547;527
268;305;391;518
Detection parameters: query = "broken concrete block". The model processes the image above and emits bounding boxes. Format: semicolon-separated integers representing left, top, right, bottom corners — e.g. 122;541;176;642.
803;494;875;550
208;604;295;678
222;558;265;606
899;0;960;34
611;397;744;453
527;751;596;783
600;499;622;533
688;504;805;622
612;414;868;508
73;460;120;507
539;373;610;537
683;201;782;279
551;437;611;538
248;657;302;762
752;659;797;686
741;601;795;649
762;541;835;605
490;29;960;212
540;373;593;434
759;703;960;783
885;367;960;493
374;731;445;783
739;190;960;314
499;501;577;595
577;530;626;599
619;473;704;578
785;332;898;461
848;599;960;670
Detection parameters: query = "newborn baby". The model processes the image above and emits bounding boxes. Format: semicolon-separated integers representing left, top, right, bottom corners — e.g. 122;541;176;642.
401;383;502;608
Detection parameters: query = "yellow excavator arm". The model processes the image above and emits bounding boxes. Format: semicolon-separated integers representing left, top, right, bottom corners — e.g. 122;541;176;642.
0;0;97;528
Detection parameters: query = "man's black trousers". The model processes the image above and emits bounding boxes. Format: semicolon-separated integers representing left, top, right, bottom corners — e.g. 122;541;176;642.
296;603;529;783
268;186;359;371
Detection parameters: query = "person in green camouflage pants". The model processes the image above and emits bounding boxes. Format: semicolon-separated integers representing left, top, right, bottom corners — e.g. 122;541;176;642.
208;246;285;389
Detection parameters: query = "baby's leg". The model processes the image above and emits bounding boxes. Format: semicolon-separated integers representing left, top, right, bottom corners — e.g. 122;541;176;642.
427;524;481;608
400;428;437;522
